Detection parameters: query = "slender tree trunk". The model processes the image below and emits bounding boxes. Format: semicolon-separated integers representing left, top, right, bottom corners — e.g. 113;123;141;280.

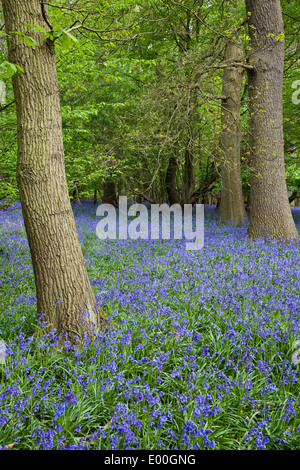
0;11;7;188
2;0;105;339
289;190;300;205
177;13;196;206
183;135;195;204
246;0;298;241
165;155;180;205
93;189;97;204
71;179;81;204
0;11;6;55
102;177;118;206
220;40;247;225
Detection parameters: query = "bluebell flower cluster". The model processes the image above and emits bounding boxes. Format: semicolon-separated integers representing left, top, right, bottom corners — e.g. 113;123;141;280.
0;201;300;449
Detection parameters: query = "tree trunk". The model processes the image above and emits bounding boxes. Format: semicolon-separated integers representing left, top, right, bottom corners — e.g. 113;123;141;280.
71;179;81;204
220;40;247;225
0;11;7;189
246;0;298;241
289;190;299;205
102;177;118;206
2;0;105;339
165;155;180;205
183;135;195;204
93;189;98;204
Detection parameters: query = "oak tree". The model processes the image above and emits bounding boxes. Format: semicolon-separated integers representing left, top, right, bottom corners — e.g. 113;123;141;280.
2;0;106;340
246;0;299;241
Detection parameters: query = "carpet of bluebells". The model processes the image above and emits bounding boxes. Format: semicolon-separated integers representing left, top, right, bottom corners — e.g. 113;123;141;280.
1;200;300;450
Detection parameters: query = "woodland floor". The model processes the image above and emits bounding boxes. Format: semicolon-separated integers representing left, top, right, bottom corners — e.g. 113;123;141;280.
0;201;300;449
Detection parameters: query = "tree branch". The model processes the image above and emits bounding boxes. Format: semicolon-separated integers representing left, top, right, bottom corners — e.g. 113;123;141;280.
283;12;300;23
0;100;16;112
40;1;53;31
208;62;254;71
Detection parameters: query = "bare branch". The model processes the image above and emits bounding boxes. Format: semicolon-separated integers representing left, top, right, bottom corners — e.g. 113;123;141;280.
0;100;16;112
283;12;300;23
40;1;53;31
207;62;254;71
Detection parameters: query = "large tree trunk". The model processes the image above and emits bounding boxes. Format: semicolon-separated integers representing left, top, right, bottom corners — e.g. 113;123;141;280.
220;40;247;225
2;0;105;339
246;0;298;241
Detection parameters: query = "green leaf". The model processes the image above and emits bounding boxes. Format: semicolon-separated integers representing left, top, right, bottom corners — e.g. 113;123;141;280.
32;24;48;34
15;64;24;73
0;61;24;77
56;29;65;38
59;31;81;51
5;62;17;77
24;36;37;46
40;35;50;43
275;33;285;42
61;33;71;50
24;24;47;34
64;31;80;49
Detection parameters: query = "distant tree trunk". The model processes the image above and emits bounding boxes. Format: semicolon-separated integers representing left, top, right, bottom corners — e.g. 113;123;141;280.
93;189;98;204
2;0;105;340
165;155;180;205
289;191;299;205
102;177;118;206
71;179;81;204
0;13;7;190
220;40;247;225
246;0;298;241
183;134;195;204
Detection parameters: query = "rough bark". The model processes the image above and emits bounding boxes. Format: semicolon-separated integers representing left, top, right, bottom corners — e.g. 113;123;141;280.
220;40;247;225
2;0;107;340
246;0;298;241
